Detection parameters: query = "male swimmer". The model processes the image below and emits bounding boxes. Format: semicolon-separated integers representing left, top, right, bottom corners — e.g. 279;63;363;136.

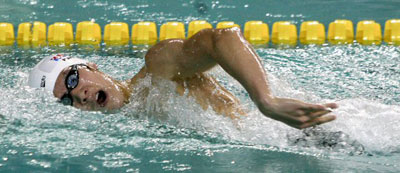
28;28;338;129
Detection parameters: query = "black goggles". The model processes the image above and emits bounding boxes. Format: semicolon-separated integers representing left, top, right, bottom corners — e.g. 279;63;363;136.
59;64;88;106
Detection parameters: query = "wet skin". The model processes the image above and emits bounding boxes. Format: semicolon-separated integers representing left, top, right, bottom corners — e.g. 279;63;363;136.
53;63;129;111
53;28;338;129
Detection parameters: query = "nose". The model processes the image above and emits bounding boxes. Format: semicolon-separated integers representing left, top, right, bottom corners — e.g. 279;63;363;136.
70;87;90;105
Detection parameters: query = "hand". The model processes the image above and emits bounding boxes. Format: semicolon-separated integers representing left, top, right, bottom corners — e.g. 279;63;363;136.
257;97;338;129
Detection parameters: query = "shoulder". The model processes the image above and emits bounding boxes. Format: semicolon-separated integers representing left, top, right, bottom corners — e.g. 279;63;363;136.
144;39;185;79
146;39;184;58
145;39;184;67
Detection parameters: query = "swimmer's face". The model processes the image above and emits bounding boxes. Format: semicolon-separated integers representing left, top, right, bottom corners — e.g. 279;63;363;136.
53;62;126;111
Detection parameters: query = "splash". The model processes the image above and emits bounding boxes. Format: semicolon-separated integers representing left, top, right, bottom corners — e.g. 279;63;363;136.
1;45;400;171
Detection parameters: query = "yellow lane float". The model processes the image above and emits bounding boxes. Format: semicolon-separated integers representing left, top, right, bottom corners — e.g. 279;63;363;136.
76;21;101;46
0;23;14;46
160;22;185;41
48;22;73;46
132;21;157;45
328;20;354;44
300;21;325;45
104;22;130;46
188;20;212;38
244;21;269;45
384;19;400;45
271;21;297;46
356;20;382;45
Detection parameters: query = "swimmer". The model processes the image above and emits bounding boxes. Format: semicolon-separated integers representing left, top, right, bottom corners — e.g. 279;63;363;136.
28;28;338;129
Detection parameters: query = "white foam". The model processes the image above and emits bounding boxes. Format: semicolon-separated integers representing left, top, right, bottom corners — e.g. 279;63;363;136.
2;53;400;158
123;70;400;155
327;98;400;153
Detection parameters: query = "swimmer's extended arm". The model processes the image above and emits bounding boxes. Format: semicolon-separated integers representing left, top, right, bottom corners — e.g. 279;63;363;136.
144;28;338;129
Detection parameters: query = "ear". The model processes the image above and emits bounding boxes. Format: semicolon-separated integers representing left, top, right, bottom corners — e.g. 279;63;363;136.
86;62;98;70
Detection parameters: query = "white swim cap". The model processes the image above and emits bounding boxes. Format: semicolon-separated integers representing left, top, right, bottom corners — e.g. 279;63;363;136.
28;54;88;92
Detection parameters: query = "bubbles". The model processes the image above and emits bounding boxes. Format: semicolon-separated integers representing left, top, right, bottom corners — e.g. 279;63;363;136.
194;1;208;14
330;99;400;153
1;13;400;171
27;159;51;168
94;152;141;168
259;45;400;104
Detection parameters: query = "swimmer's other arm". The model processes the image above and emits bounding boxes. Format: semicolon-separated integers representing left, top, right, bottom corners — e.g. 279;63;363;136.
144;28;338;129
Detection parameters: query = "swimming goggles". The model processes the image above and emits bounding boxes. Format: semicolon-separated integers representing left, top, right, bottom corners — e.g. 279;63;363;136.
59;64;88;106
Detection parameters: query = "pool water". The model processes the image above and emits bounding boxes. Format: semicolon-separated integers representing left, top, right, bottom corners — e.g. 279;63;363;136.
1;0;400;172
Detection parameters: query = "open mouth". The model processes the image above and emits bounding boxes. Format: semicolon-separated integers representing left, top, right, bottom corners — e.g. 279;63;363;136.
96;90;107;107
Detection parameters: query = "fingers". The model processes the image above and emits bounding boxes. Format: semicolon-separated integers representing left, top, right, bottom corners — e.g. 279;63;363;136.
323;103;338;109
269;99;339;129
293;109;336;129
303;103;338;111
309;109;332;118
299;115;336;129
293;109;332;124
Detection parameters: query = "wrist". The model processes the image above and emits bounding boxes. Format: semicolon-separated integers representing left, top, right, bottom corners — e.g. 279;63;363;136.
254;94;275;110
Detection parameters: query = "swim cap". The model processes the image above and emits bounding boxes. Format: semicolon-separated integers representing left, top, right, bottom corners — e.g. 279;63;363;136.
28;54;88;92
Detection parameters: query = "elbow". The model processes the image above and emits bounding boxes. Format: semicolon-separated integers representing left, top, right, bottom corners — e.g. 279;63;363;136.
210;27;246;53
191;27;242;45
211;27;244;48
212;27;242;41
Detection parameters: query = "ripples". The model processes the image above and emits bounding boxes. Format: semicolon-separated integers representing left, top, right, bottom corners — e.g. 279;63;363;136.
1;43;400;171
0;1;398;170
260;45;400;104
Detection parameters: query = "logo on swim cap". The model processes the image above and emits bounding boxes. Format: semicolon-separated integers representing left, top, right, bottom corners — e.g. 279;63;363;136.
40;75;46;88
50;54;71;62
28;55;88;92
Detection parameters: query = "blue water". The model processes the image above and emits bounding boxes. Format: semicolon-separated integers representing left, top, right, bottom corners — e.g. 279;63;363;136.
1;0;400;172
